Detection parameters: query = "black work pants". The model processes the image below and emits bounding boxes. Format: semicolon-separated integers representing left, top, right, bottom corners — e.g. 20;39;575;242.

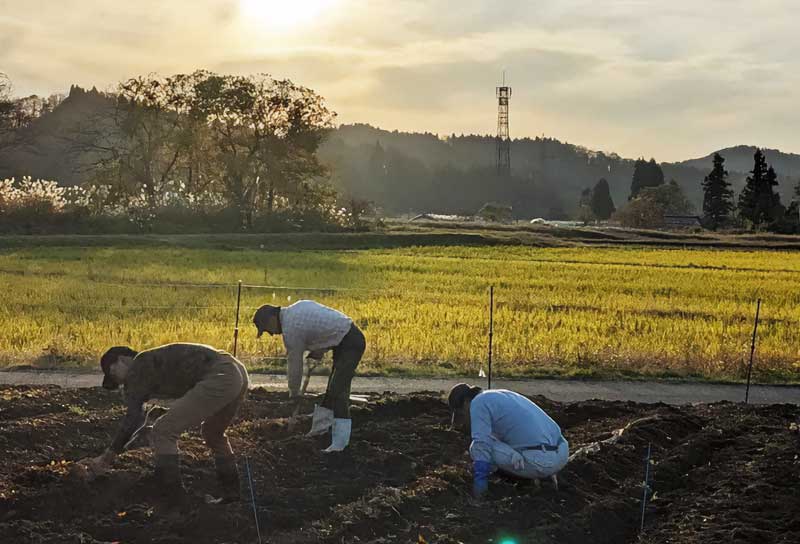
321;324;366;418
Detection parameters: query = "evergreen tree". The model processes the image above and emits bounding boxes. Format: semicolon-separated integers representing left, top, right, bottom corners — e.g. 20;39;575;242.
738;149;768;226
648;158;665;187
701;153;733;230
590;178;616;220
738;149;782;227
630;159;647;200
630;157;664;199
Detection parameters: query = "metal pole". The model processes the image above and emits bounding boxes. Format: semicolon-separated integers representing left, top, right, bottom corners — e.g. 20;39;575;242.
488;285;494;390
640;442;652;533
233;280;242;357
745;298;762;404
245;457;262;544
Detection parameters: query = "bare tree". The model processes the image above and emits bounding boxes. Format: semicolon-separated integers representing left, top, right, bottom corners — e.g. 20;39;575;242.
63;70;337;227
0;73;15;136
5;94;62;130
0;73;65;134
65;75;205;207
111;74;198;206
188;71;336;229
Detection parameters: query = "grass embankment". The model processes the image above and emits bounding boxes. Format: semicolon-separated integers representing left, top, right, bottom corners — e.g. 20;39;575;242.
1;241;799;383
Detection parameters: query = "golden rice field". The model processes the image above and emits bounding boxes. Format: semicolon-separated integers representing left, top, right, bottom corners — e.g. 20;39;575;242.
1;243;799;382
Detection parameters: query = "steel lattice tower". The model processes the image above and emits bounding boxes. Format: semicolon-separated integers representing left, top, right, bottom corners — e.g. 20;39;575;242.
496;73;512;176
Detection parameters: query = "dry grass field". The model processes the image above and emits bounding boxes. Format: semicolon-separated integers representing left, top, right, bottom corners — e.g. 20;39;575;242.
1;241;799;382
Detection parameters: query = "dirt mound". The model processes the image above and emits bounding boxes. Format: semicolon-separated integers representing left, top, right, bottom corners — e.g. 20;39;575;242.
1;385;798;543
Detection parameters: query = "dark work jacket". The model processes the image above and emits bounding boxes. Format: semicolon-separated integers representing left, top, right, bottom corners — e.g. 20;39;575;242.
110;343;228;453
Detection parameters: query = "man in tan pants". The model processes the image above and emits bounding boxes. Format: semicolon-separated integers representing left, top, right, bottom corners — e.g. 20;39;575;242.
81;343;249;501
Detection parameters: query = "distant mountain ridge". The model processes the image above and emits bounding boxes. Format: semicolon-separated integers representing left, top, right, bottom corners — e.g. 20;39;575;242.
679;145;800;177
1;85;798;217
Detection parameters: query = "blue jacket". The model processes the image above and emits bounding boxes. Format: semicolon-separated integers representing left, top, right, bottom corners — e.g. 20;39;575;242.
469;389;564;463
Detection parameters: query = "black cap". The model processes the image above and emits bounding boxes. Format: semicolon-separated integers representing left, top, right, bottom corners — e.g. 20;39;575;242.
253;305;280;338
447;383;482;427
100;346;138;389
447;383;473;412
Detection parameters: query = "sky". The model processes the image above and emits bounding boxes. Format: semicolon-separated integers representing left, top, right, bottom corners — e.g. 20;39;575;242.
1;0;799;162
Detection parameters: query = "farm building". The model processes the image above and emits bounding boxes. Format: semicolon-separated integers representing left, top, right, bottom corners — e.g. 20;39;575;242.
663;215;703;229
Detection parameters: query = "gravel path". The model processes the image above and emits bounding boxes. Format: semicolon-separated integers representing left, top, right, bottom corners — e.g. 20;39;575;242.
2;370;799;404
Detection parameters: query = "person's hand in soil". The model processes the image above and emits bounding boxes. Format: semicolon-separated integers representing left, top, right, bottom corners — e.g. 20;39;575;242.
79;449;116;479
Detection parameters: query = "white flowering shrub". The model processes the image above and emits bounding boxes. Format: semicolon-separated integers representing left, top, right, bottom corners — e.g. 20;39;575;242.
0;175;358;234
0;178;14;212
0;177;67;215
0;177;124;232
64;184;114;216
128;180;227;215
164;180;226;212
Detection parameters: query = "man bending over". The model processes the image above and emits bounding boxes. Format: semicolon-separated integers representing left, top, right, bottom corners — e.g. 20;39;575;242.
253;300;366;452
82;343;249;501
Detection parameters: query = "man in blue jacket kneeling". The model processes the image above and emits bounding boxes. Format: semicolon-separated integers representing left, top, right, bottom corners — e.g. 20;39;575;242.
447;383;569;498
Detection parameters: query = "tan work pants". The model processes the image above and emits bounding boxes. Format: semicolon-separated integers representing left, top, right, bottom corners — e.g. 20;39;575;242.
152;355;249;457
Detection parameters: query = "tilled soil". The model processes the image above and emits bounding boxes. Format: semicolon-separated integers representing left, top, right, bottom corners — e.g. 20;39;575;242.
0;385;798;544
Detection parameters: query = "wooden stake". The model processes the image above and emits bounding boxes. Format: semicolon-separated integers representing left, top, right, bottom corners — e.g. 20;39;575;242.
745;298;762;404
640;443;652;533
233;280;242;357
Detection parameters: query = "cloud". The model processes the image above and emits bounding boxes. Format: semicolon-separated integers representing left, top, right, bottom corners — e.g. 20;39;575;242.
1;0;799;160
365;48;602;111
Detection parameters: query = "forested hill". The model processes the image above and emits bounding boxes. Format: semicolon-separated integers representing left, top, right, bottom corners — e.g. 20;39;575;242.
321;125;800;216
2;87;799;218
320;124;714;216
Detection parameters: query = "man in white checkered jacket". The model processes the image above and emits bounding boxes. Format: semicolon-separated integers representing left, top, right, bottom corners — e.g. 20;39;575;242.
253;300;366;452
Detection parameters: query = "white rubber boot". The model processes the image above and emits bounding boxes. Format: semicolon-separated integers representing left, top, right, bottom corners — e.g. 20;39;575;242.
306;405;334;437
323;418;351;453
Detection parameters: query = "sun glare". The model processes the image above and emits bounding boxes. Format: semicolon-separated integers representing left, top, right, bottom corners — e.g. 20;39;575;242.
239;0;335;31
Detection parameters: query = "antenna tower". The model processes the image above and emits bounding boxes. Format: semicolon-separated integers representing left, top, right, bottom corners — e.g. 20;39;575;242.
496;71;512;176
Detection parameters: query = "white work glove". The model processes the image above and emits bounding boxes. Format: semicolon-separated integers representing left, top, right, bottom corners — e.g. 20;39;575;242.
511;451;525;471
